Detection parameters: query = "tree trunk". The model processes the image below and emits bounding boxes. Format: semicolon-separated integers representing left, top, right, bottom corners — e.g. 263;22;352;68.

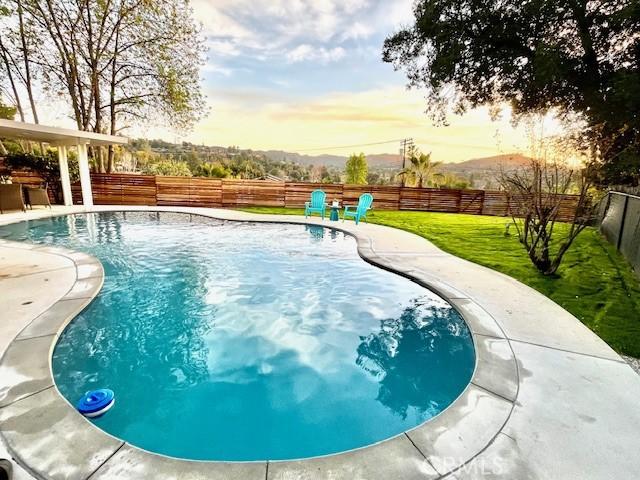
0;34;25;121
17;0;39;123
34;0;89;130
107;20;121;174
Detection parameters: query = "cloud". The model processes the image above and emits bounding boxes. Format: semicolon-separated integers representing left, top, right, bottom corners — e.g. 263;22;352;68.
207;39;242;57
192;1;256;42
339;22;374;41
201;63;234;77
191;0;412;62
270;89;423;126
207;87;296;108
174;86;534;162
286;45;346;64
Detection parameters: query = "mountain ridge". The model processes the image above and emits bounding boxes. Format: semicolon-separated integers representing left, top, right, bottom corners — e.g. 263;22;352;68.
259;150;532;171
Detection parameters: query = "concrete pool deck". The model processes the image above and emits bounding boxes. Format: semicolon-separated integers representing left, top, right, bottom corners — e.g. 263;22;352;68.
0;205;639;479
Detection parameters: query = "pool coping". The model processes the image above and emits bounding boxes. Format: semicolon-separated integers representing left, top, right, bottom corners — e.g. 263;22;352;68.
0;205;638;480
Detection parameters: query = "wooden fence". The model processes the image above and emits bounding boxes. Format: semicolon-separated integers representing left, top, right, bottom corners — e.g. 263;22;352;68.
66;173;581;221
4;168;58;203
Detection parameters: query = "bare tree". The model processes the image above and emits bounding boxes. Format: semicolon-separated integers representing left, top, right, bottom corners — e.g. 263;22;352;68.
500;153;596;275
0;33;25;121
0;0;40;124
15;0;37;122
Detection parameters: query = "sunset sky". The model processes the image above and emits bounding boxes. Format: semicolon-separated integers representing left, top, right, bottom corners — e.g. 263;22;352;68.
180;0;549;163
28;0;548;162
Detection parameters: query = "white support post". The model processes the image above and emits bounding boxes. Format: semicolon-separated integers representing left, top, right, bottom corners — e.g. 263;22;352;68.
57;145;73;206
76;143;94;207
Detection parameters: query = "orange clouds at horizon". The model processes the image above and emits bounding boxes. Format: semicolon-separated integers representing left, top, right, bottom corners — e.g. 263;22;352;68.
181;87;563;163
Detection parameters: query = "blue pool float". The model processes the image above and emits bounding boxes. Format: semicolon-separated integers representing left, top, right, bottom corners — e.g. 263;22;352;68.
77;389;115;418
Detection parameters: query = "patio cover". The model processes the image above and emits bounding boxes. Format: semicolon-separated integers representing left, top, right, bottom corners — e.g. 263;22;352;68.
0;119;129;207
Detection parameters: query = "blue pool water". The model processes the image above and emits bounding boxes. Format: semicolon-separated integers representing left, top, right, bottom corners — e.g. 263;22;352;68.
0;212;475;461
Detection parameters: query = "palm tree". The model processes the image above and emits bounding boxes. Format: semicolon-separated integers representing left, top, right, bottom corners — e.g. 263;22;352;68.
398;149;441;188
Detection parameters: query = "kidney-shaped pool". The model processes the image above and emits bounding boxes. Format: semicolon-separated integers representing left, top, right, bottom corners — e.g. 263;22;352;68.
0;212;475;461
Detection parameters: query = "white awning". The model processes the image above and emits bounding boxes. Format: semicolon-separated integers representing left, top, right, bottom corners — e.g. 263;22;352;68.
0;119;128;146
0;119;129;208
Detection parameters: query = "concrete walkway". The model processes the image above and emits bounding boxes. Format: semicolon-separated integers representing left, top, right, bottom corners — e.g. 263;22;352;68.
0;242;80;480
0;205;639;480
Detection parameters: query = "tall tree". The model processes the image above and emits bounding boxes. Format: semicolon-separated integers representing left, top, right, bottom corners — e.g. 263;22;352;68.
345;152;368;184
0;0;35;122
0;99;16;154
383;0;640;185
0;0;206;172
0;22;25;121
15;0;37;122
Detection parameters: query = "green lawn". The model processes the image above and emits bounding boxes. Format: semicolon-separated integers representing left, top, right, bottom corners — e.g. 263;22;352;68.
240;207;640;358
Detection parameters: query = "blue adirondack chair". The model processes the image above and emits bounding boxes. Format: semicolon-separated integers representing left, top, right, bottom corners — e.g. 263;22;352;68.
343;193;373;225
305;190;327;219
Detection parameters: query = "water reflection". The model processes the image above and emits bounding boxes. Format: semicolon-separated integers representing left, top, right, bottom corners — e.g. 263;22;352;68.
356;298;474;419
305;224;325;241
305;224;342;244
0;212;475;461
53;213;214;397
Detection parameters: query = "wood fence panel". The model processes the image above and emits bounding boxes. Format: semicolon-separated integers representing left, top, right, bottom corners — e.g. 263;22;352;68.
61;172;583;221
506;192;529;219
71;184;82;204
189;178;223;207
91;174;123;205
505;193;582;223
399;188;432;210
285;183;343;207
157;176;192;206
8;169;57;202
9;170;44;187
222;179;285;207
343;185;400;210
557;195;581;222
459;190;485;215
157;177;222;207
482;191;509;216
426;188;462;213
399;187;470;212
119;174;156;205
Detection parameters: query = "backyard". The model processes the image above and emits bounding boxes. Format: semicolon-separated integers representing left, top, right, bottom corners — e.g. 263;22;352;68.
242;207;640;358
1;0;639;476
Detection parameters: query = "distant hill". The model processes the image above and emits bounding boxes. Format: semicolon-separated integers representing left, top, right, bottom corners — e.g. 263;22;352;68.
259;150;402;169
138;139;528;173
259;151;530;171
441;154;533;172
438;154;533;190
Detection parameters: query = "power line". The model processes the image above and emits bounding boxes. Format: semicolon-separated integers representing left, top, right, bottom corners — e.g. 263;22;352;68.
291;138;407;153
287;137;505;154
400;138;414;187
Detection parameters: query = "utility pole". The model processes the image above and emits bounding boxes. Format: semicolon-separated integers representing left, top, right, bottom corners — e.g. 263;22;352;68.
400;138;414;187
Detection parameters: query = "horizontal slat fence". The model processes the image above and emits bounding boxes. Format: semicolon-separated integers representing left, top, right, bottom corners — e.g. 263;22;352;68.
222;180;285;207
156;177;222;207
459;190;485;215
344;185;401;210
6;169;57;203
482;191;511;216
285;183;344;207
74;174;155;205
68;173;582;221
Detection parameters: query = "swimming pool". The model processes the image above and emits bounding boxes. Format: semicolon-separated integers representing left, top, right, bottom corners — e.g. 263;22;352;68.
0;212;475;461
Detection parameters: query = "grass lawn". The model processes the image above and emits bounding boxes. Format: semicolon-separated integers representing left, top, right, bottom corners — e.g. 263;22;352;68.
240;207;640;358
